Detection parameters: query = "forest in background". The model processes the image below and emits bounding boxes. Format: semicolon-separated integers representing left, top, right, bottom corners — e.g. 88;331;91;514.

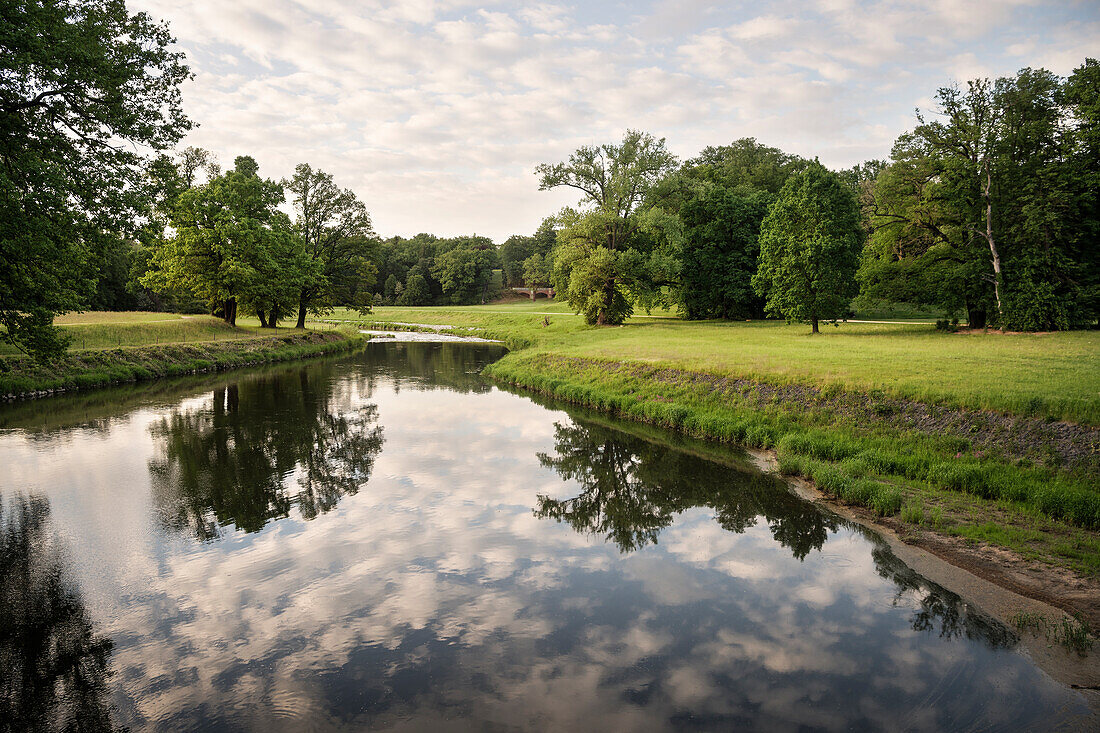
2;0;1098;360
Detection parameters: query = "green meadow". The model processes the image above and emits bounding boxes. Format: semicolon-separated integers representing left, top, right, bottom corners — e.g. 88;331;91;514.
331;301;1100;424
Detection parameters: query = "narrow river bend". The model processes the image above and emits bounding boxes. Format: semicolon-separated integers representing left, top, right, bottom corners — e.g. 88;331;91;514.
0;341;1092;731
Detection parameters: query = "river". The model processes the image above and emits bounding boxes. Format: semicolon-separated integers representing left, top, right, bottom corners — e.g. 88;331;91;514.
0;341;1092;731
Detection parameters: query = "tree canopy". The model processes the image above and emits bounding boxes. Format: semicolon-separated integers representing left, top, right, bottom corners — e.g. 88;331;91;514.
753;161;863;333
1;0;191;358
537;130;678;324
860;61;1100;329
141;157;316;326
284;163;377;327
678;186;772;320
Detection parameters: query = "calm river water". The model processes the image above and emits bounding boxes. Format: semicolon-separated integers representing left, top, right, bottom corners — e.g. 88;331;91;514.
0;341;1092;731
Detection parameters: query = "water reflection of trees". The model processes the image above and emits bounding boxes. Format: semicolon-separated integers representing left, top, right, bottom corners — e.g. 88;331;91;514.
355;341;507;395
0;495;118;731
149;367;384;540
535;419;836;559
871;544;1017;648
536;418;1018;650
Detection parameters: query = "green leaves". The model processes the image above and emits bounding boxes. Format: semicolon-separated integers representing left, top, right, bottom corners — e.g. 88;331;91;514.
284;163;377;324
678;185;771;320
753;162;862;331
142;160;314;326
431;247;494;305
538;131;678;325
1;0;190;358
862;60;1100;330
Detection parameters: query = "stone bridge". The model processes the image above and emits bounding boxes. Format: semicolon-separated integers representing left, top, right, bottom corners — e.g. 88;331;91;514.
511;287;555;300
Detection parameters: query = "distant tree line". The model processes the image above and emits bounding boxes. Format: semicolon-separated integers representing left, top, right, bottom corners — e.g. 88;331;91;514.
533;59;1100;330
373;233;501;306
2;0;1096;362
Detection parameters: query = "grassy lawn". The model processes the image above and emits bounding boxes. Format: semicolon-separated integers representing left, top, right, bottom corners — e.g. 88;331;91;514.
325;301;1100;424
0;312;356;356
54;311;188;324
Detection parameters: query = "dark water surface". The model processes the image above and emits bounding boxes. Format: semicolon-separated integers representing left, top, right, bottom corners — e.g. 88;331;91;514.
0;342;1091;731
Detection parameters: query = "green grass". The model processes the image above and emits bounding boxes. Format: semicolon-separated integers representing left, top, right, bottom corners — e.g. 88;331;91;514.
1011;611;1094;654
0;312;362;357
0;331;363;398
324;303;1100;424
53;311;189;325
487;351;1097;519
0;313;271;355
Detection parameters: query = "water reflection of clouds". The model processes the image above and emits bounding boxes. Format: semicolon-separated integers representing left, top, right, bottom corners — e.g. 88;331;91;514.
0;347;1091;731
108;393;1072;727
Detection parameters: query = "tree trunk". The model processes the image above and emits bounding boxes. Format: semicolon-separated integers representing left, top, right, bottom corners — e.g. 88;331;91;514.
224;297;237;326
966;304;987;329
257;309;269;329
980;160;1005;326
296;293;308;330
811;316;819;334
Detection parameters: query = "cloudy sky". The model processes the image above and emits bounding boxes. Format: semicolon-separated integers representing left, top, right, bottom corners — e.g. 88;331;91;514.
133;0;1099;241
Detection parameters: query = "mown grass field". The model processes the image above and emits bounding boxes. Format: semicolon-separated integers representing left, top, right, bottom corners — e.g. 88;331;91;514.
325;301;1100;424
0;311;356;356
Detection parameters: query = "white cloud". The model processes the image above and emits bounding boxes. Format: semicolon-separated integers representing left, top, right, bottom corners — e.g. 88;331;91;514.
129;0;1100;239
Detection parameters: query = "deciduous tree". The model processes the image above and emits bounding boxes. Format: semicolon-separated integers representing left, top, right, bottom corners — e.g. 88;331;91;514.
753;162;863;333
142;157;313;326
284;164;377;328
1;0;190;358
536;130;677;324
678;186;771;319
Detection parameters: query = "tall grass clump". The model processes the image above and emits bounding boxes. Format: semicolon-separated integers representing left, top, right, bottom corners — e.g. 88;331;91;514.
926;461;1100;530
900;501;925;524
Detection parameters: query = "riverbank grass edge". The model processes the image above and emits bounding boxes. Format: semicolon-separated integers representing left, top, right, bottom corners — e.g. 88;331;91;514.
317;306;1100;585
0;330;365;399
484;351;1100;580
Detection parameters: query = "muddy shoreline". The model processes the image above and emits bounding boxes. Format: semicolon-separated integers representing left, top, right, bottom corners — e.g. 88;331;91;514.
749;449;1100;699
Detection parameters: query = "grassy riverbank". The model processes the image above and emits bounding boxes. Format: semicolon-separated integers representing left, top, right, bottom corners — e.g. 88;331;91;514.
329;302;1100;424
486;354;1099;573
0;330;364;399
322;302;1100;590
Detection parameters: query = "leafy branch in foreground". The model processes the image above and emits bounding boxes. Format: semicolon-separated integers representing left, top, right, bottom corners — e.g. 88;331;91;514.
1;0;191;359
